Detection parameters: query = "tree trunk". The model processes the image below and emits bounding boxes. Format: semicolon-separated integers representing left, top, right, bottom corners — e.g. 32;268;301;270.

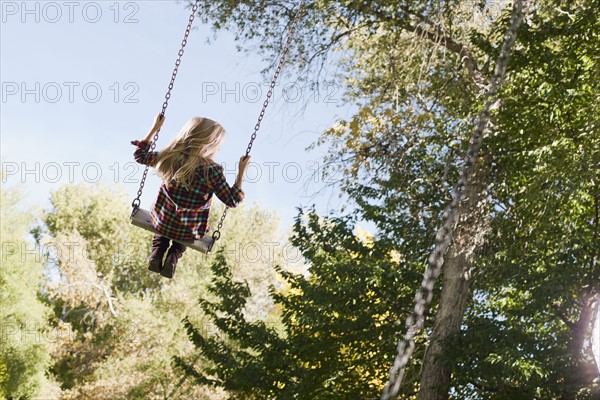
561;291;600;400
562;192;600;398
380;3;523;398
417;158;490;400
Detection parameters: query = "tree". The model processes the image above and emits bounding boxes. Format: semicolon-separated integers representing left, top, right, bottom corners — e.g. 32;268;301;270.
191;0;529;393
38;183;292;399
450;1;600;397
39;183;219;399
182;0;599;398
0;186;57;399
178;209;423;399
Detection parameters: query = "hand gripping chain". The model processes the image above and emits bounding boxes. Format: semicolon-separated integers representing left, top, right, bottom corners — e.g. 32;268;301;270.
211;1;305;243
131;0;200;214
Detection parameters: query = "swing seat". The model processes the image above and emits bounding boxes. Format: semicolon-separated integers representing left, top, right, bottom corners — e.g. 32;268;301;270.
130;208;215;253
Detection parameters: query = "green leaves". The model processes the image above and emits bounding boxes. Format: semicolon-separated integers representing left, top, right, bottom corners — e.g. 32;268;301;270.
0;187;54;399
181;209;427;399
158;0;600;398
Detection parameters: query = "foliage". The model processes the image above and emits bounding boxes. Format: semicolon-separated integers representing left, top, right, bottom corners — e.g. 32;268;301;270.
0;187;56;399
180;0;600;398
2;0;598;398
179;209;426;399
453;1;600;398
33;183;291;399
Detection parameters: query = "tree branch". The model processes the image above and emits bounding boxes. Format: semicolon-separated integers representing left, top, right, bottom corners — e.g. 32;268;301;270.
352;5;486;86
552;304;576;330
56;281;118;317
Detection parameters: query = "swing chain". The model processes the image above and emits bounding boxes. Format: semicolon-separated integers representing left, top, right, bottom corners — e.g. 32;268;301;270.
380;1;524;398
245;1;305;157
132;0;304;250
131;0;200;215
211;0;304;248
210;1;305;246
211;207;227;242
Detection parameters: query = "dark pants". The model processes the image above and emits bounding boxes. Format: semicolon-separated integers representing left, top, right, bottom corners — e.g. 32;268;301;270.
151;234;186;259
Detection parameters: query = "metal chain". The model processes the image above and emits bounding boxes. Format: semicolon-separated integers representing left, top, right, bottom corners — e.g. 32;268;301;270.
211;1;305;243
380;2;524;399
131;0;200;214
245;2;304;157
211;206;227;242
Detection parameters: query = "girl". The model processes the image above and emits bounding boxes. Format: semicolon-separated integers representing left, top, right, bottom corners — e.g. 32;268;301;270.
131;114;250;278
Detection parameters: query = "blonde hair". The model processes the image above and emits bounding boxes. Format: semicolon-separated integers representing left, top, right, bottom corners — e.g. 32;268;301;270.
154;117;225;188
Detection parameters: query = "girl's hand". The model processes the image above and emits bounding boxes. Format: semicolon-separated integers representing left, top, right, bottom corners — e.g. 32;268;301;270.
235;155;251;188
141;113;166;142
152;113;165;131
238;155;251;175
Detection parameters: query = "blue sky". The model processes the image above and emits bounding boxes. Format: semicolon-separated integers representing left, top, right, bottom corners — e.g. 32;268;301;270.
1;0;355;230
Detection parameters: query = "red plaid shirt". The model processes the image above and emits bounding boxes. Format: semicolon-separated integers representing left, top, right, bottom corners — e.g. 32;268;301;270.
131;140;244;241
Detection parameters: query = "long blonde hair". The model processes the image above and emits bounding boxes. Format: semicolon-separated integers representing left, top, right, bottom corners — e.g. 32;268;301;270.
154;117;225;188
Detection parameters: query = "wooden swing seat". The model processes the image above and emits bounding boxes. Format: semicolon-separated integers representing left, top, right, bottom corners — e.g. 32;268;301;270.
130;208;215;253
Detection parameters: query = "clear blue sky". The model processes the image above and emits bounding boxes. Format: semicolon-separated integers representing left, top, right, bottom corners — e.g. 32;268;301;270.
1;0;355;230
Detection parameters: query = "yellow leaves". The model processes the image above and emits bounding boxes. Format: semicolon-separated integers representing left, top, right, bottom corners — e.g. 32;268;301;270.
389;249;403;265
358;105;373;120
372;311;391;328
325;120;349;139
300;360;321;370
355;226;374;248
276;380;286;389
349;117;361;135
288;286;304;298
366;373;384;390
0;361;7;397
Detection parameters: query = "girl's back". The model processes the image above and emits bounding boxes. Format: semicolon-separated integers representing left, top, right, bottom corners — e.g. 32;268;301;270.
132;114;250;278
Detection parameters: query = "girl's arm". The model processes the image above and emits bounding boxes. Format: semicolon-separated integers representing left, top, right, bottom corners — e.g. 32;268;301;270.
141;114;165;142
235;155;251;188
131;114;165;166
211;156;251;208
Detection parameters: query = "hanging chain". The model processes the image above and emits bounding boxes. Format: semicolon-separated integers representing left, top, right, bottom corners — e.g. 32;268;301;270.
380;2;524;399
211;207;227;242
244;2;305;157
131;0;200;214
211;1;305;243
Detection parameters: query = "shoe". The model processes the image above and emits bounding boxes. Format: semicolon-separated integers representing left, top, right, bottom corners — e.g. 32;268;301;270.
160;253;181;279
148;256;163;273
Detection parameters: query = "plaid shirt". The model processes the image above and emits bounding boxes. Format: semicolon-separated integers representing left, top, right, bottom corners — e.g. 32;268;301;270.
131;140;244;241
